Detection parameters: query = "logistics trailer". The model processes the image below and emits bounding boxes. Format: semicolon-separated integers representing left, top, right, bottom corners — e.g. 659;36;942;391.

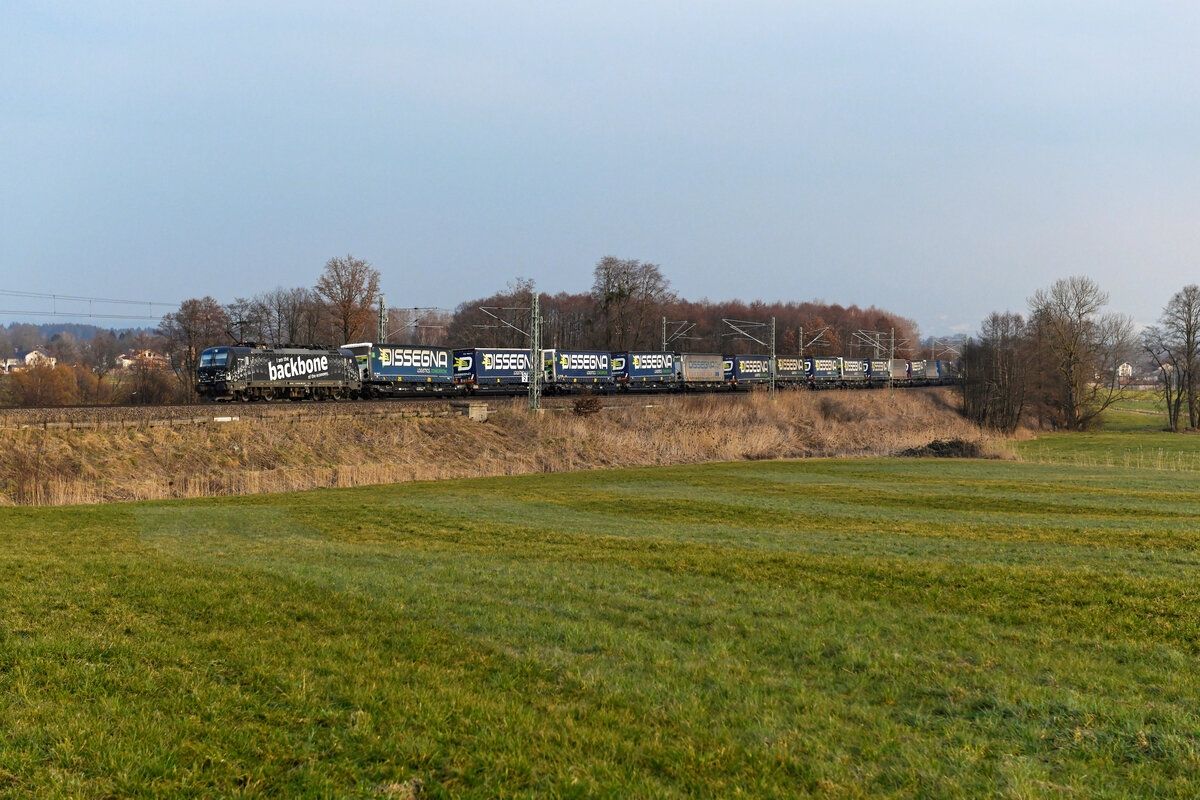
453;348;535;391
888;359;912;383
613;352;675;387
677;353;725;389
342;342;454;397
919;360;957;385
196;345;360;401
934;361;961;384
840;358;868;386
804;357;840;388
908;360;929;384
775;356;805;388
724;354;773;389
543;349;614;392
865;359;891;385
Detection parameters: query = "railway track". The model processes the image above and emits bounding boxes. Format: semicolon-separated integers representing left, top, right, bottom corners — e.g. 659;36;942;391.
0;383;948;430
0;392;693;430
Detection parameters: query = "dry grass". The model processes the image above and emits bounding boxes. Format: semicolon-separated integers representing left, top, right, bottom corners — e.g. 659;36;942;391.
0;388;996;506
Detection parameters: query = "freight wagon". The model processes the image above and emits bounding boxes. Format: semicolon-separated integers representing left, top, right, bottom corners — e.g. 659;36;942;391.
725;355;773;388
805;357;841;387
865;360;890;384
454;348;536;391
775;356;805;388
614;352;676;387
677;353;725;389
889;359;912;382
343;342;455;396
840;358;868;386
543;349;614;392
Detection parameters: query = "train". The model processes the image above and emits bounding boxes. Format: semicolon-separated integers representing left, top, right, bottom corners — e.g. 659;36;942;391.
195;342;959;401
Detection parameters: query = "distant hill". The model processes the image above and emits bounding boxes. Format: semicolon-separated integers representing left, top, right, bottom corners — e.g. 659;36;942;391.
3;322;154;342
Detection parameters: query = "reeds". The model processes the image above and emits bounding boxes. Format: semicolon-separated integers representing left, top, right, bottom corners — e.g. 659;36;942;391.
0;389;996;506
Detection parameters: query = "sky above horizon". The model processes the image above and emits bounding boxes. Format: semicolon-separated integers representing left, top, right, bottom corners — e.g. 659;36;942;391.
3;2;1199;335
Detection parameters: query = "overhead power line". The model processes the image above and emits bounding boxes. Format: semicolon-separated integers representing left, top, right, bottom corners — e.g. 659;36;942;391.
0;309;163;321
0;289;177;307
0;288;179;323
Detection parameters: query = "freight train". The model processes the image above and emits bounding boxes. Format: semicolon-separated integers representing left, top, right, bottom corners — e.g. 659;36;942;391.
195;342;959;401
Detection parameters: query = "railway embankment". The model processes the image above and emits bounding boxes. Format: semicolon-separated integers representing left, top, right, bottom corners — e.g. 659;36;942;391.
0;388;995;506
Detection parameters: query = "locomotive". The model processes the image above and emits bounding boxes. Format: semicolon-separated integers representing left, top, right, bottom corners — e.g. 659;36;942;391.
196;342;959;401
195;344;359;401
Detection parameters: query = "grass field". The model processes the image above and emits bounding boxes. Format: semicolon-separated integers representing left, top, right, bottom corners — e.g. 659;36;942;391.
3;456;1200;798
1006;389;1200;470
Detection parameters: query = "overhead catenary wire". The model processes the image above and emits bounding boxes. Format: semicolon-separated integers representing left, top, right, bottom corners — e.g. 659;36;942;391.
0;288;179;323
0;289;177;307
0;309;164;321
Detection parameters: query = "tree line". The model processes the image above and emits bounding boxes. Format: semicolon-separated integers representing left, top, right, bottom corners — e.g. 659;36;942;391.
448;257;919;356
4;253;922;406
961;276;1200;433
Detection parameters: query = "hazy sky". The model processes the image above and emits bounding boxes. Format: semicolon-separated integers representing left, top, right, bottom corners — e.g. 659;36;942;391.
3;2;1198;334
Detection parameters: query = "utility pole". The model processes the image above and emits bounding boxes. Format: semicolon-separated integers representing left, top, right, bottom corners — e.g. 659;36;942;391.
474;294;542;411
890;327;895;397
722;317;776;398
377;295;388;344
662;318;697;351
528;292;542;410
770;316;776;397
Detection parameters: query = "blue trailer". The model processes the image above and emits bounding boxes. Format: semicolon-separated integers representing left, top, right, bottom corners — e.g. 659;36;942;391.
865;359;890;384
726;355;772;388
840;358;868;386
804;357;840;387
453;348;535;390
614;352;675;387
775;356;804;388
543;349;614;391
930;360;960;384
343;342;455;396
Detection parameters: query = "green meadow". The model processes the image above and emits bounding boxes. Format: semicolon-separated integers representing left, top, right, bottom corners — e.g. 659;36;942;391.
1011;389;1200;471
3;449;1200;798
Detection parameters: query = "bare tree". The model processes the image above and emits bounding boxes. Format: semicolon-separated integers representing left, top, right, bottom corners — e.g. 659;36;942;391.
1142;324;1186;431
960;311;1031;433
591;256;673;350
447;278;535;349
267;286;319;345
47;332;79;365
159;297;230;403
315;254;381;344
87;331;124;377
1161;285;1200;428
1142;285;1200;431
224;297;263;344
1028;276;1135;430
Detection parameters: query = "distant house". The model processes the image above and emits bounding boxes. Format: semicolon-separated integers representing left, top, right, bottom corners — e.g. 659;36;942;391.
4;348;57;372
118;349;169;371
1117;362;1134;379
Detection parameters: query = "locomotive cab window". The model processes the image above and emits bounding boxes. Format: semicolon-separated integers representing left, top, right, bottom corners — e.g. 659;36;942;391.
200;349;229;367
